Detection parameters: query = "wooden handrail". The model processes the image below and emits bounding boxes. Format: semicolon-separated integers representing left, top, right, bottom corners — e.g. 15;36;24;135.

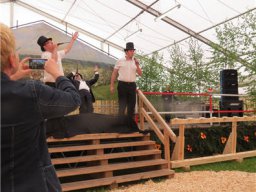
137;89;176;169
137;90;176;142
171;116;256;125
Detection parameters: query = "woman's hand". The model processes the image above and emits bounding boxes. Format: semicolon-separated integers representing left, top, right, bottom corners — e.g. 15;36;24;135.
10;57;31;80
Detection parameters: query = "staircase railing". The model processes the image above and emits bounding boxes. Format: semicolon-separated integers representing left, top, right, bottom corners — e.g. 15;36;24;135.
137;90;176;168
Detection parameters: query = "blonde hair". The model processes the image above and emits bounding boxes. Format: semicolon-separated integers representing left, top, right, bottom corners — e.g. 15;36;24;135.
0;23;16;72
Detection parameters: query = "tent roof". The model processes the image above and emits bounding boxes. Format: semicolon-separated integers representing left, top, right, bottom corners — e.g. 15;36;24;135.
1;0;255;59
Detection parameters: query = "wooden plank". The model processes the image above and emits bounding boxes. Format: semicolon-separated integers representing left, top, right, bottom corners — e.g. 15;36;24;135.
61;169;175;191
171;115;256;125
171;135;180;161
47;132;144;143
51;149;161;165
141;108;164;143
57;159;168;177
137;90;176;142
49;140;155;153
223;132;233;154
231;121;237;153
178;124;185;160
171;150;256;168
164;129;170;169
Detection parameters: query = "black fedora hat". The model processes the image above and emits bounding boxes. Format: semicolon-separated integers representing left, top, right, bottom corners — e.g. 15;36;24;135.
37;36;52;52
124;42;136;51
74;72;83;79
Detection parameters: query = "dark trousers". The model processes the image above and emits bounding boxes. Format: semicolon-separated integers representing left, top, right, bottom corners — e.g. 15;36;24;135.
117;81;136;119
79;89;93;113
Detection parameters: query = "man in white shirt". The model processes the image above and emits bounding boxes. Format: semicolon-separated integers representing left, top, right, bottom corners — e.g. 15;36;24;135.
37;32;78;87
110;42;142;119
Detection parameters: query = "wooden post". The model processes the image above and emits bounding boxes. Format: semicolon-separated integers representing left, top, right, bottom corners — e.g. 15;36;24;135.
164;129;170;169
139;97;145;130
231;121;237;153
178;124;185;160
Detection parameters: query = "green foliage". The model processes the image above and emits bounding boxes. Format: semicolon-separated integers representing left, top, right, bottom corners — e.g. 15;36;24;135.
136;52;168;92
137;38;220;93
169;124;256;159
93;83;118;100
212;11;256;97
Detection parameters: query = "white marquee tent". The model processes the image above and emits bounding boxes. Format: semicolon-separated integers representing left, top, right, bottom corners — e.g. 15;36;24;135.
0;0;255;61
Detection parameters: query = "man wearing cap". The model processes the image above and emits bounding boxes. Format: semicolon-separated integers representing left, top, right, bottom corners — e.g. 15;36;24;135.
110;42;142;119
37;32;78;87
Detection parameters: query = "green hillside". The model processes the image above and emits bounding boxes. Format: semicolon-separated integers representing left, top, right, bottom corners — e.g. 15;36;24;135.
93;83;118;100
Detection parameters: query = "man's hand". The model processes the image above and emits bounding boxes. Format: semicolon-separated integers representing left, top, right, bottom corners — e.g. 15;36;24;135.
72;32;79;41
94;65;99;72
64;31;79;54
134;58;139;66
110;84;115;94
10;57;31;80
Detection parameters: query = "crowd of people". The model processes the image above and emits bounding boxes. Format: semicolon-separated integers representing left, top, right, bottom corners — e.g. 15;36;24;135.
1;22;145;191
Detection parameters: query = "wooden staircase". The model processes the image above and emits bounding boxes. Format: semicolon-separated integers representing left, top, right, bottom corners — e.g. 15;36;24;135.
47;132;174;191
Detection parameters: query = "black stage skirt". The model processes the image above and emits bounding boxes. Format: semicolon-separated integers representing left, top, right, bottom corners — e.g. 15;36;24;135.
46;113;139;139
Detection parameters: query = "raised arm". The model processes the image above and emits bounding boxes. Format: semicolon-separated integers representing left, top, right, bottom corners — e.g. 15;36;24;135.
134;58;142;76
64;31;79;54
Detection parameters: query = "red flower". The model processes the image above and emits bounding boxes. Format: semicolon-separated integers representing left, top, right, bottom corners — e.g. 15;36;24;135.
221;136;227;144
243;136;249;143
200;132;206;139
186;144;192;152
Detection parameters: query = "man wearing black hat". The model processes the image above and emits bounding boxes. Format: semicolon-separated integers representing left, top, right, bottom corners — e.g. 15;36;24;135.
67;65;99;113
110;42;142;119
37;32;78;87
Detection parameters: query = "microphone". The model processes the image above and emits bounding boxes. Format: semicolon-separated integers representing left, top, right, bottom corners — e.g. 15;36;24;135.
57;42;69;46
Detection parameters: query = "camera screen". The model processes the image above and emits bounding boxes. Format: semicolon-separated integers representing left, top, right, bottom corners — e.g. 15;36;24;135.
29;59;46;69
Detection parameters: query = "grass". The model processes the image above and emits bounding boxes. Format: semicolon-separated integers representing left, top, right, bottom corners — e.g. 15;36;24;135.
174;157;256;173
93;83;118;100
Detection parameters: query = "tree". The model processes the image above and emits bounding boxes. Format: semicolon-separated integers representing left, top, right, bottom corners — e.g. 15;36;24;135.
166;39;219;93
136;52;167;92
211;11;256;97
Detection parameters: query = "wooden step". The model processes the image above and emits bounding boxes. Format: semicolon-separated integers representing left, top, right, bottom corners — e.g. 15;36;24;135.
49;140;155;153
61;169;175;191
57;159;168;177
47;132;145;143
52;149;161;165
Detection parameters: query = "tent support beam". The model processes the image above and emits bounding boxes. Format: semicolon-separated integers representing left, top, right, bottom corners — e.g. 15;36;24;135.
103;0;159;42
62;0;77;22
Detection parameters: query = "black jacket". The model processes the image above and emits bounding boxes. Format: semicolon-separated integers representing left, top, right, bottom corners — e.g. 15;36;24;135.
67;72;99;102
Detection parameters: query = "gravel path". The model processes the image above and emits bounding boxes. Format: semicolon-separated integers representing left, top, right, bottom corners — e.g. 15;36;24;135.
111;171;256;192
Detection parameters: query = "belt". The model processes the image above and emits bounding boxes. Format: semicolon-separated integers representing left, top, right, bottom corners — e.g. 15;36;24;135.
118;81;135;85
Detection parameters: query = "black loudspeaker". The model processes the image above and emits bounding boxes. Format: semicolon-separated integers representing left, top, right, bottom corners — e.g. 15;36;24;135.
219;100;243;117
220;69;239;102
